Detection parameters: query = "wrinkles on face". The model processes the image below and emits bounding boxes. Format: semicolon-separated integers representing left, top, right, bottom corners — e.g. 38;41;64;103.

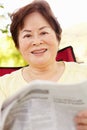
18;12;59;65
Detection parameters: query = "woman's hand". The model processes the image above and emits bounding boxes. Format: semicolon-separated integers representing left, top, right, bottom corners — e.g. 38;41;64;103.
75;110;87;130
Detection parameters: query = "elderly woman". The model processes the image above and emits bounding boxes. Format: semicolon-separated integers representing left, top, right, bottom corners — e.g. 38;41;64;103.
0;0;87;129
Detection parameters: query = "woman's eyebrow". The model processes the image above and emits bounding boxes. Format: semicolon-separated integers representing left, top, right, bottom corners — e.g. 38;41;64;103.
39;26;50;30
22;30;31;33
22;26;50;33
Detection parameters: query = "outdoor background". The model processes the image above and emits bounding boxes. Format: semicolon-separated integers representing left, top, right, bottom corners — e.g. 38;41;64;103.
0;0;87;67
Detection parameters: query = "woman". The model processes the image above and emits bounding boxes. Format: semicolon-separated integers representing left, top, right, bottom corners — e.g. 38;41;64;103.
0;0;87;129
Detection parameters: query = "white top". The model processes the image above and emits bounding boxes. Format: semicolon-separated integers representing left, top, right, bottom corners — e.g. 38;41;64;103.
0;61;87;105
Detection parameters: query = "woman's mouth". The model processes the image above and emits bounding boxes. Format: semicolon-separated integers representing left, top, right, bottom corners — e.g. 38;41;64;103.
31;48;47;55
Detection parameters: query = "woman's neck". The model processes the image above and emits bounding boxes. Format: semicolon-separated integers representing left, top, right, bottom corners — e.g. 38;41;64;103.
22;61;65;82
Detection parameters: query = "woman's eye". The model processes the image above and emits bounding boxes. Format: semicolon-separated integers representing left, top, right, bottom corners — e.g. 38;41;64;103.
23;34;32;38
40;32;48;35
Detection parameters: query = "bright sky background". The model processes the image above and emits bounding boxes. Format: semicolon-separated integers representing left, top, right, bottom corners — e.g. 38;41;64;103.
0;0;87;29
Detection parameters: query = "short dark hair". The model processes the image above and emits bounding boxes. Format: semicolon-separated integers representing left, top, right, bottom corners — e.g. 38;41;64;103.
10;0;62;48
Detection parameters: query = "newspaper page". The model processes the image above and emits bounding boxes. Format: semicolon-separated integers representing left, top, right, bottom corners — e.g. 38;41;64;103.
0;80;87;130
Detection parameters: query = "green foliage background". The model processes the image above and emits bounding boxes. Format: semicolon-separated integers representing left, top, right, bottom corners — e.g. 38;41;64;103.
0;4;27;67
0;35;27;67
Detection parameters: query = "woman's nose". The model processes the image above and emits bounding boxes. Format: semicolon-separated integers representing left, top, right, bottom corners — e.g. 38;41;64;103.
32;36;42;46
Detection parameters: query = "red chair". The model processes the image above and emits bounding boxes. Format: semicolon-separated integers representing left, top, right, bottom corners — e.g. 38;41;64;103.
56;46;76;62
0;46;76;76
0;67;22;76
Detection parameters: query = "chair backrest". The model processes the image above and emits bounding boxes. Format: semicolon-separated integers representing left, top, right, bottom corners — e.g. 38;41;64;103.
0;46;76;76
56;46;76;62
0;67;22;76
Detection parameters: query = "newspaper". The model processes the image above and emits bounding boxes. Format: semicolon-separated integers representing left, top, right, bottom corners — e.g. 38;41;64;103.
0;80;87;130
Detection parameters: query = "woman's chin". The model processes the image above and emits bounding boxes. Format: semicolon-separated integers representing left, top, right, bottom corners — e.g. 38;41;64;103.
33;60;47;65
30;58;50;66
29;53;51;65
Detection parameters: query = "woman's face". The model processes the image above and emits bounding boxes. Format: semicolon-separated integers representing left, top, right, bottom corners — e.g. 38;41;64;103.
18;12;59;67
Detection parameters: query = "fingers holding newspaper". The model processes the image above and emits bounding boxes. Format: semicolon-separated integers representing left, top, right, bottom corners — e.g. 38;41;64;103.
75;110;87;130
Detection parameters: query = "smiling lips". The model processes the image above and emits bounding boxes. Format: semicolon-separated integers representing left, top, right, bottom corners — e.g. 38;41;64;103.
31;48;47;55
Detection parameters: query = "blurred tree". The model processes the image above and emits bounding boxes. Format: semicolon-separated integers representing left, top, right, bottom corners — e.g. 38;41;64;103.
0;36;28;67
0;4;27;67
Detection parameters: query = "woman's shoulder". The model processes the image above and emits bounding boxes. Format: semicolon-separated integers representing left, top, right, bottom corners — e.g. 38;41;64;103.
0;68;27;104
64;61;87;76
65;61;87;70
0;68;22;82
58;62;87;84
0;67;27;95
